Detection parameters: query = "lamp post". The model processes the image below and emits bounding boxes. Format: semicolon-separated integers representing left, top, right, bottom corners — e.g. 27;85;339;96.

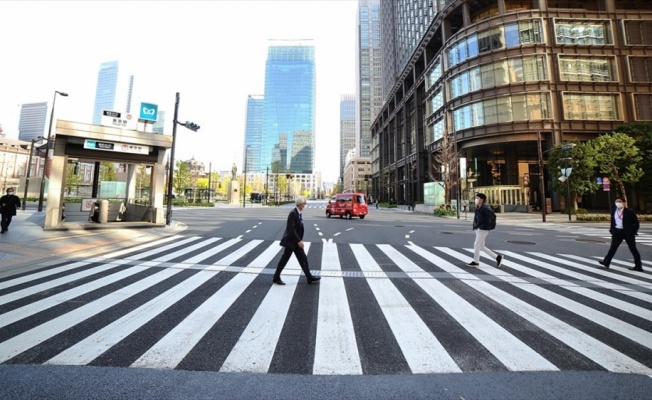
243;145;250;208
22;136;45;210
38;90;68;212
166;92;200;225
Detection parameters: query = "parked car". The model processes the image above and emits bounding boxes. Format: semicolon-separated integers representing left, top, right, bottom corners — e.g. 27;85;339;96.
326;193;368;219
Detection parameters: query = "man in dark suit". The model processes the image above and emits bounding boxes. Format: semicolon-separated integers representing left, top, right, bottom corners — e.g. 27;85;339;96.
273;196;321;285
600;197;643;271
0;187;21;234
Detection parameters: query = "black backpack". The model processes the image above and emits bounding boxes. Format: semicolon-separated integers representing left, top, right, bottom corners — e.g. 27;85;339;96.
488;208;497;230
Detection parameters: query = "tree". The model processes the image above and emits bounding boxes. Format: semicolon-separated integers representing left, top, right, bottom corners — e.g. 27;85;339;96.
430;130;459;205
173;160;191;197
135;164;150;200
615;122;652;207
99;162;117;181
585;132;643;203
546;141;598;211
65;162;82;196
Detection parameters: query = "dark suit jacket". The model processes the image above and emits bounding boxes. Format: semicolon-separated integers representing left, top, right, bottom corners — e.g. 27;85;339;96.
280;207;304;248
610;206;639;237
0;194;21;216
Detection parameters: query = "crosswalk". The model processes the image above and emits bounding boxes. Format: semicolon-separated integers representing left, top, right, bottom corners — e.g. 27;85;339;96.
515;223;652;246
0;235;651;375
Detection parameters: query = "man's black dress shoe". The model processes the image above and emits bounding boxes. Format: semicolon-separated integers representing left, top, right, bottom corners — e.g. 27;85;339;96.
307;276;321;284
273;279;286;285
599;260;609;268
629;267;644;272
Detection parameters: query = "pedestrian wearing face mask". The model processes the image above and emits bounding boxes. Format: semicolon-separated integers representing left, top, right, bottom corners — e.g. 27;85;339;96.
466;193;503;268
0;188;21;234
600;197;643;271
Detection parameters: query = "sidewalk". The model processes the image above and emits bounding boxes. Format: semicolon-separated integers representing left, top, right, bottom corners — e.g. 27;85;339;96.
0;204;185;272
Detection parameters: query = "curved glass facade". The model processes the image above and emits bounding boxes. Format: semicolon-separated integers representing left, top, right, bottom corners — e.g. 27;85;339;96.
372;0;652;209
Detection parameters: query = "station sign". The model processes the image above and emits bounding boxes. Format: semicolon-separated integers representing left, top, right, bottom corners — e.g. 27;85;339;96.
84;139;149;155
100;110;137;130
139;102;158;122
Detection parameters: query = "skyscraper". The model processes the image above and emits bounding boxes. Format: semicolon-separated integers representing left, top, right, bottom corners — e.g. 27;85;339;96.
340;95;356;180
18;102;48;142
380;0;434;96
356;0;384;158
243;95;264;173
92;60;119;125
152;110;166;134
262;42;315;174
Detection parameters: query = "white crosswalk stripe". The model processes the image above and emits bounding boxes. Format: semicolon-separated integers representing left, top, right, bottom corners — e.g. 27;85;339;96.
0;236;650;375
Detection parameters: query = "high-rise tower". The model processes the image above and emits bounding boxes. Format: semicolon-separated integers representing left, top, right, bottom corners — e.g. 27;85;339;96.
262;42;315;174
340;95;356;180
18;102;48;142
243;95;264;173
357;0;384;158
92;60;119;125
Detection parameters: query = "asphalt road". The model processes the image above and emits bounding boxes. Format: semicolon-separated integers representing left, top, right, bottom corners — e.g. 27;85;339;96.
1;204;651;399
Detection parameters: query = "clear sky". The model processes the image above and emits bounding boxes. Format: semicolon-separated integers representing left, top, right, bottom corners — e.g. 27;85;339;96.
0;0;358;182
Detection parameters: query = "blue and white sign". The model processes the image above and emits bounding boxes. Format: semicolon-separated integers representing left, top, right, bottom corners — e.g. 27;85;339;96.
139;102;158;122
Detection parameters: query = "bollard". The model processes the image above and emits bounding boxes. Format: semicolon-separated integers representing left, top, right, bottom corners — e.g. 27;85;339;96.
99;200;109;224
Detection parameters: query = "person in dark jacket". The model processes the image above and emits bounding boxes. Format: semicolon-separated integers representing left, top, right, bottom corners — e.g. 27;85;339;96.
0;187;21;234
600;197;643;271
466;193;503;268
273;196;321;285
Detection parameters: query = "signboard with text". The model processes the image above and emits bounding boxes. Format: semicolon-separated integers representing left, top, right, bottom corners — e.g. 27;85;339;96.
100;110;137;130
84;139;149;155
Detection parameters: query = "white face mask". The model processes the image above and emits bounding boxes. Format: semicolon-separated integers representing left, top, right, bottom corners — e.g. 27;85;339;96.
6;191;13;196
474;198;480;206
615;201;624;209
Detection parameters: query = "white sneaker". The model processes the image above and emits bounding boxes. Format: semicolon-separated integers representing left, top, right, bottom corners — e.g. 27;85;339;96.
466;261;479;268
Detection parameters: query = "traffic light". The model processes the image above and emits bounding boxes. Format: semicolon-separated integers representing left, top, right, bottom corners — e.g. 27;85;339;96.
183;121;200;132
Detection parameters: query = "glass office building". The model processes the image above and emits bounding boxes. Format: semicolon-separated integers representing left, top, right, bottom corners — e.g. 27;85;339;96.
357;0;385;159
340;95;356;180
262;43;315;174
18;102;47;142
244;95;264;173
92;60;119;125
372;0;652;210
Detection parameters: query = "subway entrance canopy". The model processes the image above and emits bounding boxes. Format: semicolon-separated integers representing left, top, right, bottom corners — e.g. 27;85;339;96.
44;120;172;229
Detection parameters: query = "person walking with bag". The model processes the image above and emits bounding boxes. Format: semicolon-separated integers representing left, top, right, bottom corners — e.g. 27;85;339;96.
273;196;321;285
0;187;21;234
599;197;643;271
466;193;503;268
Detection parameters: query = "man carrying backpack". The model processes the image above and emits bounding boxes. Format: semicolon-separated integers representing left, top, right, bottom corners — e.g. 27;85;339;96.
466;193;503;268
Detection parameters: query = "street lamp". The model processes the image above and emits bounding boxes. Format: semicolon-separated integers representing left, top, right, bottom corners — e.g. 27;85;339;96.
243;145;250;208
38;90;68;212
167;92;200;225
22;136;45;210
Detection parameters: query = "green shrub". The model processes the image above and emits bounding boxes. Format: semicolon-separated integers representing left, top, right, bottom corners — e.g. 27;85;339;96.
434;207;456;217
576;214;609;222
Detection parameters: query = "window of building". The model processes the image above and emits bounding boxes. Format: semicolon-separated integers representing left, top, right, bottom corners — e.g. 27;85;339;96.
562;93;621;120
628;57;652;82
623;20;652;45
634;94;652;121
453;93;550;130
427;87;444;116
447;20;543;69
425;58;443;90
554;20;612;45
559;56;617;82
427;117;445;145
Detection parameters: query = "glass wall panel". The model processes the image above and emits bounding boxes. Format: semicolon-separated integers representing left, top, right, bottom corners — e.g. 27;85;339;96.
562;93;620;120
634;94;652;121
425;59;443;90
624;20;652;45
452;93;550;130
629;57;652;82
493;60;510;86
559;56;616;82
555;20;612;45
447;20;543;69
